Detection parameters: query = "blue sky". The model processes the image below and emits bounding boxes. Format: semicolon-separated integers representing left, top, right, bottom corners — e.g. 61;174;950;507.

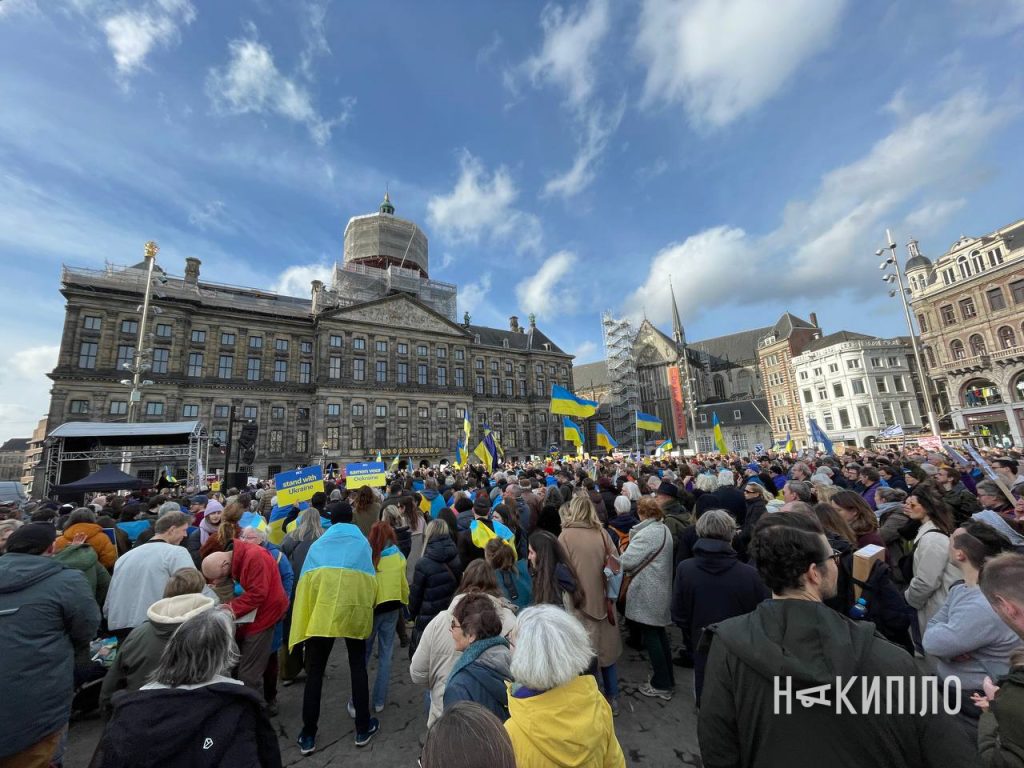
1;0;1023;443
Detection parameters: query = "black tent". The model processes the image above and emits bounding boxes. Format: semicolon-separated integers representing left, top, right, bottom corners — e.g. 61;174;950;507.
52;464;144;494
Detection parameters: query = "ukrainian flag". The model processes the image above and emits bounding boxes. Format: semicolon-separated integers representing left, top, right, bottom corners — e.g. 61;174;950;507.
784;431;794;453
463;411;473;451
239;511;268;533
563;416;584;446
375;450;382;463
655;439;673;457
390;454;401;472
712;412;728;455
374;545;410;606
636;411;662;432
474;427;499;472
470;519;516;556
550;384;598;418
289;523;378;648
267;504;293;545
595;424;618;452
455;437;469;468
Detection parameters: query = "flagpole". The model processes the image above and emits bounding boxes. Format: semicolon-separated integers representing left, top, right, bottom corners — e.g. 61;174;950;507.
634;409;639;455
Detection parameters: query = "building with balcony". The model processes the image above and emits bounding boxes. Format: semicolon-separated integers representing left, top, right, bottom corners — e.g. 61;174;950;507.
45;196;573;481
907;217;1024;446
792;332;923;447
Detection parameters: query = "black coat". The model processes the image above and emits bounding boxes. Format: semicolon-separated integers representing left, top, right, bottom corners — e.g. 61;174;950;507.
94;683;281;767
734;498;767;561
458;518;494;569
409;535;463;632
671;539;768;703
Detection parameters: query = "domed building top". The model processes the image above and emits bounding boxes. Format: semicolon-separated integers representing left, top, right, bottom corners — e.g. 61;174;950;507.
343;192;429;277
904;238;931;271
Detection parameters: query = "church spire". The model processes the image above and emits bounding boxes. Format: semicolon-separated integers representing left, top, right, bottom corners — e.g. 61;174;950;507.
379;187;395;215
669;275;686;346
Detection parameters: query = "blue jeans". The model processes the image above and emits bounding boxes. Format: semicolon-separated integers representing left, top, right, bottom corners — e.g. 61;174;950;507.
601;663;619;698
365;608;399;710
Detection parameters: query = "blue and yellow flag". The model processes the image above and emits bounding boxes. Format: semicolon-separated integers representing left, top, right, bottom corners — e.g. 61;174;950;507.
163;465;177;483
239;511;268;533
784;431;794;453
563;416;584;446
550;384;598;418
636;411;662;432
712;412;728;455
375;545;410;607
595;423;618;452
655;439;673;457
463;411;473;452
474;427;499;472
470;519;516;556
390;454;401;472
289;523;378;648
455;437;469;468
375;450;382;464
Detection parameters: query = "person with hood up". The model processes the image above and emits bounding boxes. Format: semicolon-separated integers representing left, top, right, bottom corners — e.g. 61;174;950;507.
93;609;281;768
443;592;513;720
52;506;117;570
0;523;100;767
100;582;216;712
410;519;464;648
671;510;768;706
504;604;625;768
53;531;111;606
698;512;976;768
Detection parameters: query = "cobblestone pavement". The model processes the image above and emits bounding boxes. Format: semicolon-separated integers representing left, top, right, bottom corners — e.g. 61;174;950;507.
66;636;702;767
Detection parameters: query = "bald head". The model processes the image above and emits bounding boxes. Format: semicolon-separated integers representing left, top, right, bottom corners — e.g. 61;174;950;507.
202;551;232;584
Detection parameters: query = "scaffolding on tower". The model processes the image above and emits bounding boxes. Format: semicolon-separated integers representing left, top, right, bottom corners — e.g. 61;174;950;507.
601;312;641;451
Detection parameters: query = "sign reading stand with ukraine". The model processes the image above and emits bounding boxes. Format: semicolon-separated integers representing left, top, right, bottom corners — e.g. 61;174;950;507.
345;461;387;490
275;465;325;508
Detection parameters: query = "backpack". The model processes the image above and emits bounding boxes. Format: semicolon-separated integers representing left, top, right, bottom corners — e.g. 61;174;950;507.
608;526;630;554
849;559;916;653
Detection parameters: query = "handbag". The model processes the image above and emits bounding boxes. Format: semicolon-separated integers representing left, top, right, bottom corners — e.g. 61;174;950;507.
602;530;623;624
616;528;667;614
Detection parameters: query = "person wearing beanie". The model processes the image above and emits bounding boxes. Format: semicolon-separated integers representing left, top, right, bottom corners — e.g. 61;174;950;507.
458;494;495;569
185;499;224;566
0;523;101;766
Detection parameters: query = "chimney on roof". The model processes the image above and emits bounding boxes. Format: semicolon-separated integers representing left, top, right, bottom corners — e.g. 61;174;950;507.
809;312;819;328
311;279;324;314
509;315;520;333
184;257;201;288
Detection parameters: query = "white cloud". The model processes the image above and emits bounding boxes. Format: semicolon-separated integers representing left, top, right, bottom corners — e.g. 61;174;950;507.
543;99;624;199
207;36;352;146
274;263;332;297
102;0;196;78
440;253;455;270
521;0;610;109
188;200;227;231
625;88;1014;326
516;250;579;318
634;0;846;128
572;340;600;361
953;0;1024;34
459;273;493;322
0;345;58;441
476;32;503;68
902;198;968;235
427;150;541;253
298;0;331;78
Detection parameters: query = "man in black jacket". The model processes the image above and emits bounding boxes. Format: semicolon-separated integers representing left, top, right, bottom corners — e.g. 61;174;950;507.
698;512;975;768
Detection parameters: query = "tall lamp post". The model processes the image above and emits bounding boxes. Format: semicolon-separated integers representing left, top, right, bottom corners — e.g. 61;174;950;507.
878;229;940;437
122;240;160;424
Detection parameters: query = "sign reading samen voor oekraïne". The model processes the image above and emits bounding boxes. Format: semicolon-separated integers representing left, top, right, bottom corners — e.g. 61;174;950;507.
345;462;387;490
274;465;324;507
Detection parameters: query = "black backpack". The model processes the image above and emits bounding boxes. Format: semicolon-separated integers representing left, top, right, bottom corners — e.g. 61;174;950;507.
849;559;916;654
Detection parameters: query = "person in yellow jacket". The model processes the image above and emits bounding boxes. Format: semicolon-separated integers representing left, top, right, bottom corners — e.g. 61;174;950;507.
289;504;380;755
504;604;625;768
346;521;410;717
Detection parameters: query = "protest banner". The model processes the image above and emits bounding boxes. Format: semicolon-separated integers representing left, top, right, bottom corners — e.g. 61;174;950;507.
345;461;387;489
274;465;324;507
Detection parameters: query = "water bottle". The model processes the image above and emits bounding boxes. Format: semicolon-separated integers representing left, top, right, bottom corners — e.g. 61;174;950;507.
849;597;868;620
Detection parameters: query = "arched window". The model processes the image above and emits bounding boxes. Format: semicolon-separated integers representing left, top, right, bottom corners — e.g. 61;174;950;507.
969;334;987;356
970;250;984;273
962;378;1002;406
957;255;972;279
1014;372;1024;401
999;326;1016;350
950;339;965;360
713;374;725;400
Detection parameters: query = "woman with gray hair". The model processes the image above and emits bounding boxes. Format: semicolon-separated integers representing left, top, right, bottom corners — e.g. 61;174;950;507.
670;509;768;706
504;605;625;767
94;610;282;767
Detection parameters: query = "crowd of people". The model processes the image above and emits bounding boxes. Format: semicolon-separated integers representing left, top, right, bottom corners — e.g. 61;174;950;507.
2;443;1024;766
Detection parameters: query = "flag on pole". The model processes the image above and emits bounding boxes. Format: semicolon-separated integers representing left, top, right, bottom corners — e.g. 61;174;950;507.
655;439;673;457
563;416;584;446
375;450;382;464
473;426;499;472
808;418;834;454
784;432;794;453
389;454;400;472
595;424;618;452
550;384;598;418
712;412;728;455
879;424;904;438
636;411;662;431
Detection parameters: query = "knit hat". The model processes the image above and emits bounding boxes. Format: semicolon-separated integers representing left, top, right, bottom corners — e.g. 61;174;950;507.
473;493;491;516
6;523;57;555
656;481;679;499
204;499;224;516
327;501;353;525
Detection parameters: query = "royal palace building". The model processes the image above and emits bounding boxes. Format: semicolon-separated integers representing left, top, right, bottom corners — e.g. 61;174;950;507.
46;195;573;480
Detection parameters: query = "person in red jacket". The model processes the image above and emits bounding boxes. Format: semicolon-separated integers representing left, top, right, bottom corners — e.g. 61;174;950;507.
202;541;289;692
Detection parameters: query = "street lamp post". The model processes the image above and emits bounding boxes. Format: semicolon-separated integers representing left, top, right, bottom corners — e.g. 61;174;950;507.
879;229;940;437
124;241;160;424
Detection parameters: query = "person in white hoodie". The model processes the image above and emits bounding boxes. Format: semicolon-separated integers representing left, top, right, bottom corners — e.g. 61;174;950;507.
903;485;960;639
923;520;1020;723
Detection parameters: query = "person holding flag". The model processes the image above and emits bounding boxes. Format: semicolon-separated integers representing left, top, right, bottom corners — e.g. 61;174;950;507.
712;412;728;455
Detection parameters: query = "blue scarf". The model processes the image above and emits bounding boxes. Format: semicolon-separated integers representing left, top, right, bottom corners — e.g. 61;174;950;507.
447;635;509;683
